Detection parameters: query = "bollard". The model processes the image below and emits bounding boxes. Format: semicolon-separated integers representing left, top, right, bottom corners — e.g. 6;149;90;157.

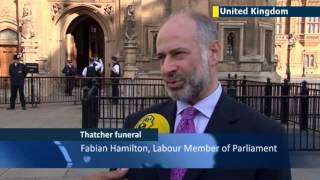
82;90;99;128
280;79;289;124
264;78;272;117
241;75;247;103
299;81;309;131
83;87;89;99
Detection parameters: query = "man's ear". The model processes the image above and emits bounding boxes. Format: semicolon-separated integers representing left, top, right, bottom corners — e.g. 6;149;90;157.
209;40;221;66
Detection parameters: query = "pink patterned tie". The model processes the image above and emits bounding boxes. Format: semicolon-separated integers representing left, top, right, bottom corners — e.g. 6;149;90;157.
170;106;198;180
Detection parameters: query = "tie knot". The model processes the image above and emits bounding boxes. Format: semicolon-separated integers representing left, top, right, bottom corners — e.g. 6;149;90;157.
182;106;197;118
176;106;197;133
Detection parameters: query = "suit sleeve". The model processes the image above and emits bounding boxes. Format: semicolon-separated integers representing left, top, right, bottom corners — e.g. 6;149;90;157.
9;65;12;76
255;122;291;180
123;115;134;128
71;66;76;75
62;66;66;74
255;169;291;180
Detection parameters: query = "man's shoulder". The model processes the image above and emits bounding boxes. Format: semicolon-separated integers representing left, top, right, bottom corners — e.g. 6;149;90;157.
226;96;284;133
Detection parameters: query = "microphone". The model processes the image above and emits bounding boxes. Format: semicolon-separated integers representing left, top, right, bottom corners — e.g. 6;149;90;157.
134;113;170;134
109;113;170;171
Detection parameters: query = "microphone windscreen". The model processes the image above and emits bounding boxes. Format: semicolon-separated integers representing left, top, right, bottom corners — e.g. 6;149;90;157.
134;113;170;134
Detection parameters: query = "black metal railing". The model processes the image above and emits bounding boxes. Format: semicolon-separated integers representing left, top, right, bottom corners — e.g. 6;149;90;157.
81;75;320;151
0;77;167;105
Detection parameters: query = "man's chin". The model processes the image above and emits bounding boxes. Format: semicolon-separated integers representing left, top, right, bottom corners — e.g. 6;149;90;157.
167;89;180;100
167;90;190;102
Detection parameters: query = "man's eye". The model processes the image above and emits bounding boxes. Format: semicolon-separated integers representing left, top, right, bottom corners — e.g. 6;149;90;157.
173;52;186;59
157;55;165;60
173;52;183;56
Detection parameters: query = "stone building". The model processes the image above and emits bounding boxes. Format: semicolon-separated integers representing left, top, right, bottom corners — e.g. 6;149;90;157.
275;0;320;81
0;0;278;81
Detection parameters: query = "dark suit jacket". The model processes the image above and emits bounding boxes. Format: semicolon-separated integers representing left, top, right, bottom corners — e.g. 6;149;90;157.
9;63;27;86
124;92;291;180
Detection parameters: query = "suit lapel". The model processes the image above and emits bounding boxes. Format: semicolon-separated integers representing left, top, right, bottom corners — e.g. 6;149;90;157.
157;100;177;133
157;94;240;180
204;92;239;133
157;169;170;180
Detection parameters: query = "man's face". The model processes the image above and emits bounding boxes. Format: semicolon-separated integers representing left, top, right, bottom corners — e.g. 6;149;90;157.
157;16;212;103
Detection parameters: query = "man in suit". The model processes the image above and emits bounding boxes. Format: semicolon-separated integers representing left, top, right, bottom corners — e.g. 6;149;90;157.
83;11;291;180
7;54;27;110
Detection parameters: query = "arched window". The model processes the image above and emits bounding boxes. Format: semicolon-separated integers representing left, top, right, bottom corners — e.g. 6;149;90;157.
306;17;320;34
152;33;158;58
304;54;316;68
304;55;309;67
0;29;18;41
309;55;314;67
226;32;234;57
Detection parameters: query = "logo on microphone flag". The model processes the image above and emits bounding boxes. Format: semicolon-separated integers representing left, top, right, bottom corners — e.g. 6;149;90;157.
134;113;170;133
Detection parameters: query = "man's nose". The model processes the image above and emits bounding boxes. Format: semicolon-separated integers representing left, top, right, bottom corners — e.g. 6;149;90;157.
161;57;177;75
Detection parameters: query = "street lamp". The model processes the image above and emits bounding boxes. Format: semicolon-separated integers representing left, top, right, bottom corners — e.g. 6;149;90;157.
302;50;306;77
14;0;21;54
286;34;295;82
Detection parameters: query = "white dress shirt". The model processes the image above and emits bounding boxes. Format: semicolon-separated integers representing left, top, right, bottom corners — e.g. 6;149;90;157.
94;58;104;74
174;83;222;133
112;64;120;75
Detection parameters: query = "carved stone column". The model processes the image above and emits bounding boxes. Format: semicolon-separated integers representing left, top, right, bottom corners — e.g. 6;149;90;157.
20;2;41;69
123;5;138;78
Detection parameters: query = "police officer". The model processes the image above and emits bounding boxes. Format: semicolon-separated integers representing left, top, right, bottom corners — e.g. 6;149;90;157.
7;54;27;110
62;60;76;96
82;58;102;89
110;56;121;104
93;54;104;76
93;54;104;89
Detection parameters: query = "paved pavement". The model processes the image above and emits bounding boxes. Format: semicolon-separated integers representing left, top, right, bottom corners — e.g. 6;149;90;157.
0;103;81;128
0;103;105;179
0;103;319;180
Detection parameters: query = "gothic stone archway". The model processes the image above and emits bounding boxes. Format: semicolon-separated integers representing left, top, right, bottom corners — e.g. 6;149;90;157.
51;4;113;76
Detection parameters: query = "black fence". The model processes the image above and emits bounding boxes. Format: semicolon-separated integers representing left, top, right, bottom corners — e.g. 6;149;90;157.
0;77;166;105
82;75;320;151
2;75;320;150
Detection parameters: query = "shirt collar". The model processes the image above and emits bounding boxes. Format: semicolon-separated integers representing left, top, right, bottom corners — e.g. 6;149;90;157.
176;83;222;118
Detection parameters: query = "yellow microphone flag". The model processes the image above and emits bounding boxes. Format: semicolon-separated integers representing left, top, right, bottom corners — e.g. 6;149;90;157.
134;113;170;134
